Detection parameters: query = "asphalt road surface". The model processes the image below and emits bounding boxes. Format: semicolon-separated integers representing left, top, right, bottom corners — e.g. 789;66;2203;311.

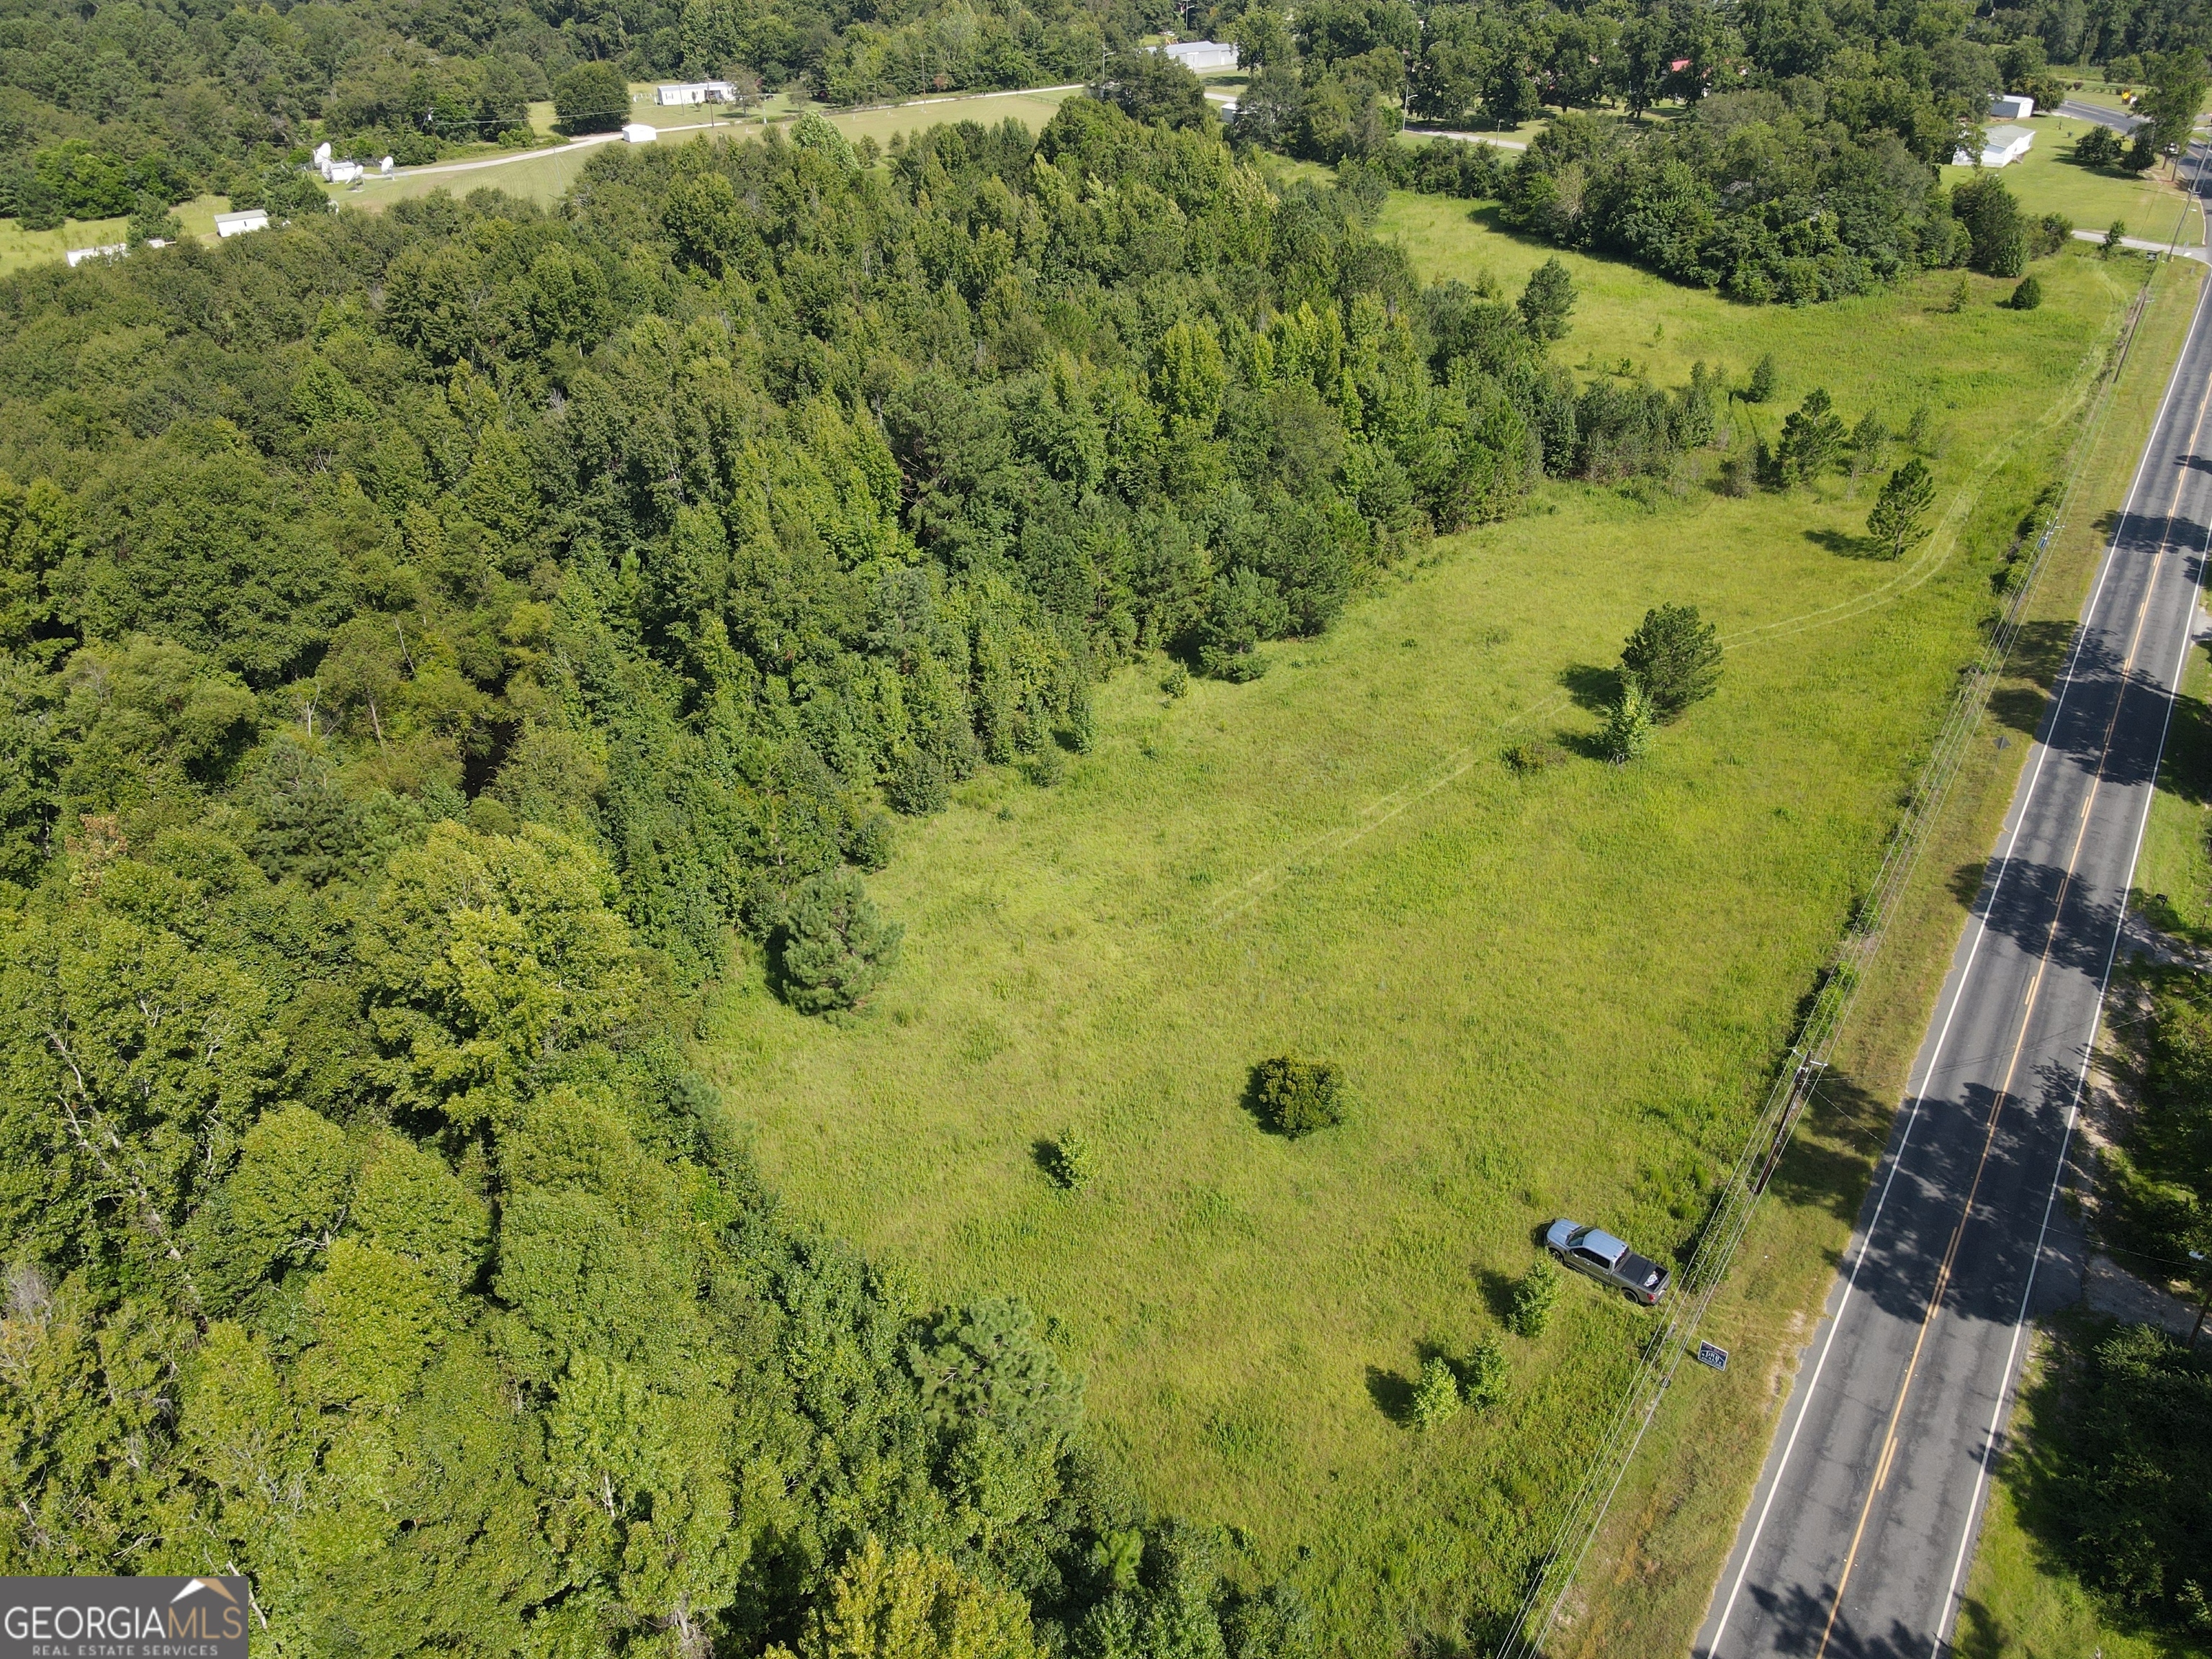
1694;237;2212;1658
2057;97;2144;131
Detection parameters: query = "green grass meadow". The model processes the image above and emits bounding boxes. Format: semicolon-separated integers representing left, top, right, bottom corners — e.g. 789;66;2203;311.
701;192;2161;1649
1938;115;2202;248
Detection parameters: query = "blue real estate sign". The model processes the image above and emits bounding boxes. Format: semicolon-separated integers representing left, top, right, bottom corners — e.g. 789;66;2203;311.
0;1577;248;1658
1695;1341;1730;1372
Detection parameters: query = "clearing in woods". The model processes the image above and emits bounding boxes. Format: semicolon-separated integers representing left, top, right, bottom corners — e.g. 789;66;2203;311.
702;181;2157;1649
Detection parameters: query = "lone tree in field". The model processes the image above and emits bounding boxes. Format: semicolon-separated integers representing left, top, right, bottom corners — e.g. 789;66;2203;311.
1250;1055;1346;1137
1619;603;1723;722
779;871;904;1013
1868;459;1938;561
1518;256;1578;341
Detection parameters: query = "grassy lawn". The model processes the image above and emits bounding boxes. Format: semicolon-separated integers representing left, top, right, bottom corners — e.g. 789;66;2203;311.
700;188;2159;1650
0;194;230;278
1939;116;2200;247
312;86;1080;215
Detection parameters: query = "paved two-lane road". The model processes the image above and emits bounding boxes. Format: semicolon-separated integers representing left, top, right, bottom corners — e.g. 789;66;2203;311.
1694;248;2212;1658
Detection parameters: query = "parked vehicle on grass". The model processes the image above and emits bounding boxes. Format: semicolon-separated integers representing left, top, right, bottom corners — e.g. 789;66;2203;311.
1545;1218;1671;1305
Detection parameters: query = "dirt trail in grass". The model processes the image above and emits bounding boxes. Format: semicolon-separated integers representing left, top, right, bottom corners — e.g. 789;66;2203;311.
1200;307;2126;935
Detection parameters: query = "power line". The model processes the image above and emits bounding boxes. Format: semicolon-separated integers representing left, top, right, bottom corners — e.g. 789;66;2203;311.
1490;177;2192;1659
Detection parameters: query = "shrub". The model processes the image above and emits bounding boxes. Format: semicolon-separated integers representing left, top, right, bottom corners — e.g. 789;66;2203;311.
1503;739;1565;775
1045;1129;1096;1191
1508;1261;1562;1337
1743;354;1778;404
2010;274;2045;310
1411;1355;1462;1429
1066;683;1097;753
778;871;904;1014
848;812;893;872
1161;664;1190;698
1250;1055;1346;1137
552;62;629;134
1461;1334;1510;1411
2074;124;2125;168
889;746;949;814
1620;602;1722;721
1599;678;1655;763
1030;742;1066;786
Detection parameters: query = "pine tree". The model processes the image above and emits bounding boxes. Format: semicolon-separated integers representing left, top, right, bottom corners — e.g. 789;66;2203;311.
779;871;904;1013
1619;603;1722;721
1867;459;1939;559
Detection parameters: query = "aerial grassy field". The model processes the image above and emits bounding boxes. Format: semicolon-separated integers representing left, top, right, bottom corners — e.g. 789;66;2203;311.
1938;116;2201;247
309;86;1079;214
700;185;2153;1647
0;192;230;277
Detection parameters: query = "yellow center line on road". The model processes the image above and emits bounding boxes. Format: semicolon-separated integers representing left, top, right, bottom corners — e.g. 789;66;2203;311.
1808;343;2212;1659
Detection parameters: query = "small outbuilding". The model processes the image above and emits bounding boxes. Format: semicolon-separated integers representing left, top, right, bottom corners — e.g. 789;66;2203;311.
215;209;270;237
621;122;659;143
328;159;364;184
656;81;735;105
1990;92;2036;121
1156;40;1239;72
65;243;126;266
1953;123;2034;167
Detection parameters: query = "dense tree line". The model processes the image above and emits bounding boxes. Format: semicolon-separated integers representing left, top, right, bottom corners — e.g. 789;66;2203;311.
0;96;1695;1645
1220;0;2200;302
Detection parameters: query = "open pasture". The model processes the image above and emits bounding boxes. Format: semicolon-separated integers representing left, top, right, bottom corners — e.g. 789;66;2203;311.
703;196;2144;1648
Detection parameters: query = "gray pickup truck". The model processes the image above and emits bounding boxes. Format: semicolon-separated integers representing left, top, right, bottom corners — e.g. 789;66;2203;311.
1544;1218;1671;1306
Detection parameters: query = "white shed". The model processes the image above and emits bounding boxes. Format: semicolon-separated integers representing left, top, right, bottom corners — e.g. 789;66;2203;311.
1989;92;2036;121
656;81;736;105
621;122;659;143
215;209;270;237
328;159;364;184
1158;40;1239;73
65;243;126;266
1953;124;2034;167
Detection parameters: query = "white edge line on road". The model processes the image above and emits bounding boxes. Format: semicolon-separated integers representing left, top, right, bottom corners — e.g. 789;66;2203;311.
1701;264;2212;1659
1928;377;2212;1657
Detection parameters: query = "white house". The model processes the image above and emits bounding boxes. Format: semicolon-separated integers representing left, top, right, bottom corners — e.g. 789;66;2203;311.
1953;123;2034;167
328;159;364;184
215;209;270;237
656;81;735;105
1990;92;2036;121
1157;40;1238;73
65;243;126;266
621;122;659;143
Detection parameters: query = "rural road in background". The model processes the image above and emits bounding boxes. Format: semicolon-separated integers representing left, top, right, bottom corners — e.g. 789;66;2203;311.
1694;170;2212;1659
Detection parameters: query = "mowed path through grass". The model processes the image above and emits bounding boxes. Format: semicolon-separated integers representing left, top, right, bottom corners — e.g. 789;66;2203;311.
701;210;2140;1648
